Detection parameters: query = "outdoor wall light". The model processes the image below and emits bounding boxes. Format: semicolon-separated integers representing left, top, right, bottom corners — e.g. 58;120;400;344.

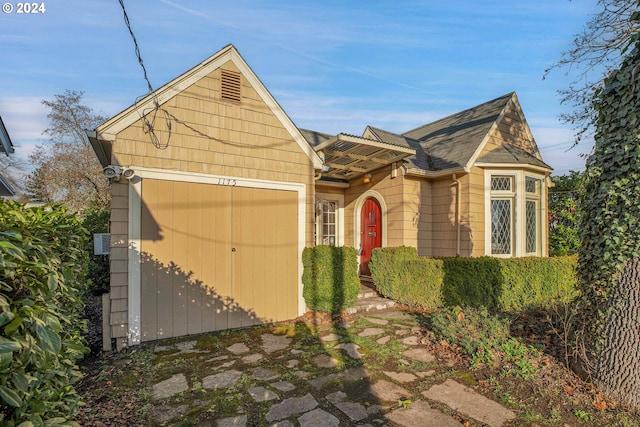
363;173;372;184
122;168;136;180
103;165;122;181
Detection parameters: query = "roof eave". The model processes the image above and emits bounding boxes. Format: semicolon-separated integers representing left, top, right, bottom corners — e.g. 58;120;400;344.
86;130;114;168
0;173;15;196
474;162;553;174
405;165;469;178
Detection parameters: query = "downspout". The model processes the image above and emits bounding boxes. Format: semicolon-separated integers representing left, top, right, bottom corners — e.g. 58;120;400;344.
452;174;461;256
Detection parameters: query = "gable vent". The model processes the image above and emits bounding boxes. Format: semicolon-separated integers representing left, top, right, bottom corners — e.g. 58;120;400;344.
220;70;241;103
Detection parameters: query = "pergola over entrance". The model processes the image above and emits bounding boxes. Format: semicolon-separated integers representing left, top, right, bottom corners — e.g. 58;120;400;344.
314;133;415;180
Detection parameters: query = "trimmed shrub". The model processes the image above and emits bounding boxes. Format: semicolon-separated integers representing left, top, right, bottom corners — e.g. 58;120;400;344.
369;247;578;312
302;246;359;312
369;246;418;296
375;256;443;310
0;201;89;425
442;257;503;309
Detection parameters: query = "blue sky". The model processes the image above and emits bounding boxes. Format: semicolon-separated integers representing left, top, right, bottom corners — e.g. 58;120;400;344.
1;0;603;174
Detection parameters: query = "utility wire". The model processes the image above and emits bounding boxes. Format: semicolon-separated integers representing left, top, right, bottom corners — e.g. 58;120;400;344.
118;0;154;94
118;0;172;149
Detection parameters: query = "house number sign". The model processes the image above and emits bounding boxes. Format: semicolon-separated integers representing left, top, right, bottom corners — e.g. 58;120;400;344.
215;178;237;186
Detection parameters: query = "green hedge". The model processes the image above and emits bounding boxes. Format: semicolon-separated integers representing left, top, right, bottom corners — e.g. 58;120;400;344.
370;247;444;310
0;201;89;426
302;246;359;312
370;247;578;312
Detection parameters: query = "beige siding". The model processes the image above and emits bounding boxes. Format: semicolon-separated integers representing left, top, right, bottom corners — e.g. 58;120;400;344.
466;167;486;257
109;60;314;342
109;181;129;348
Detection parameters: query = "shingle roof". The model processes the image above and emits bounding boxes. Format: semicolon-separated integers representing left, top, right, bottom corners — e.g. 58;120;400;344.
477;143;551;169
298;128;334;148
302;92;551;177
402;92;514;171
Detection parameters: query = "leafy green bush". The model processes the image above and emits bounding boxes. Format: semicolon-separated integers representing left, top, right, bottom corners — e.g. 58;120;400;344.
375;255;443;310
431;307;540;378
369;247;578;312
369;246;417;296
442;257;503;308
302;246;359;312
80;206;110;295
0;200;89;425
443;256;578;311
498;256;579;311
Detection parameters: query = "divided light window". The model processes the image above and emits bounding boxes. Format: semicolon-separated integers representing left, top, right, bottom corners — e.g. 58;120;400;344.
321;200;337;246
487;172;544;257
490;176;515;255
220;70;241;103
525;177;542;254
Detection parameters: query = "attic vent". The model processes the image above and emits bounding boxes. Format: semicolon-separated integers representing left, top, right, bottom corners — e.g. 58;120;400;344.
220;70;241;103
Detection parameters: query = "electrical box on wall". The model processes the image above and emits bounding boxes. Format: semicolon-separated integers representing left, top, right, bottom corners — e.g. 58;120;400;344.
93;233;111;255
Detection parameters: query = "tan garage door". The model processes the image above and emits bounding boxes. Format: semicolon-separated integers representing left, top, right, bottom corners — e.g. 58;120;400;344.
139;179;299;342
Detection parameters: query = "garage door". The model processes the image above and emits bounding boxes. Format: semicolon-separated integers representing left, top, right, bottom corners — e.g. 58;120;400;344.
139;179;299;341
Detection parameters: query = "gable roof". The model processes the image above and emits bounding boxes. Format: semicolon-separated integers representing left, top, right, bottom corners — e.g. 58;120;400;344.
88;44;323;169
0;116;15;196
365;92;550;175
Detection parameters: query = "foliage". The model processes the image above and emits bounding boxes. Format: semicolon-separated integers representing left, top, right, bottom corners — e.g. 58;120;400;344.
80;206;110;295
0;200;89;425
369;246;418;294
549;171;583;256
302;246;359;313
431;307;540;378
545;0;639;144
369;247;578;312
575;35;640;377
26;90;109;212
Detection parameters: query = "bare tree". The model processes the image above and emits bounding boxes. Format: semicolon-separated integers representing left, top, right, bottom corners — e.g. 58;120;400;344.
27;90;110;211
545;0;639;144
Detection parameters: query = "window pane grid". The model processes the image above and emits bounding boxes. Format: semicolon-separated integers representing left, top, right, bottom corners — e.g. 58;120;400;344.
491;199;512;255
525;177;539;194
526;200;537;253
491;176;512;191
320;200;337;246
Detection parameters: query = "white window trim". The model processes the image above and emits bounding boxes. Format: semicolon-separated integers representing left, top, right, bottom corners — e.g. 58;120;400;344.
315;192;345;247
484;170;547;257
127;166;307;346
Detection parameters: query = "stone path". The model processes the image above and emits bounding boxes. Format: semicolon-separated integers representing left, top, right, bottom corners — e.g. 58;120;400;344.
148;311;517;426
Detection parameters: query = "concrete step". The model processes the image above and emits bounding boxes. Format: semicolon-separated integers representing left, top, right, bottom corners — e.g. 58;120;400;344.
357;287;378;299
346;296;396;314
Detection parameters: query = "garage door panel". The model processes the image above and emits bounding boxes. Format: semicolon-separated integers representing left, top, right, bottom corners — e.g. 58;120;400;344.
186;183;203;335
171;181;190;338
140;179;159;341
154;180;175;340
140;179;299;341
202;185;232;332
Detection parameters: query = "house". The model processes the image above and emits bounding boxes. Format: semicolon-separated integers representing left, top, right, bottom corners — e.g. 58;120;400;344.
0;116;16;197
88;45;552;349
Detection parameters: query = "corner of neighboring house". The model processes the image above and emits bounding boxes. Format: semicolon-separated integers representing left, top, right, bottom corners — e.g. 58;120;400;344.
0;115;16;197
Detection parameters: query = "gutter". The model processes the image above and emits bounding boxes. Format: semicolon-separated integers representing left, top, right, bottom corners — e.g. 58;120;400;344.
452;173;461;256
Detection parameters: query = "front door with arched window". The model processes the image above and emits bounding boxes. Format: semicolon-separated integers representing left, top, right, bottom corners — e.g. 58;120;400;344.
360;197;382;276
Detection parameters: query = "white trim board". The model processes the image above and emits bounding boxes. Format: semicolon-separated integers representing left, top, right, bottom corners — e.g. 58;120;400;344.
127;167;307;346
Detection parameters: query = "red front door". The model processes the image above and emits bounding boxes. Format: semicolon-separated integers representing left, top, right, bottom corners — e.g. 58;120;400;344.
360;198;382;276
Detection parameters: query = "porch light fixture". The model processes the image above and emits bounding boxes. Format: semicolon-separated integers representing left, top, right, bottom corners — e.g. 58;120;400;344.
363;173;372;184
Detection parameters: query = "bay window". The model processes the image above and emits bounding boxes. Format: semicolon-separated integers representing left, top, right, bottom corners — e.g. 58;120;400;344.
486;171;545;257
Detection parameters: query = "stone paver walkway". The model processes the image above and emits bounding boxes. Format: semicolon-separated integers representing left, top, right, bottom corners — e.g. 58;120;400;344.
147;310;518;426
